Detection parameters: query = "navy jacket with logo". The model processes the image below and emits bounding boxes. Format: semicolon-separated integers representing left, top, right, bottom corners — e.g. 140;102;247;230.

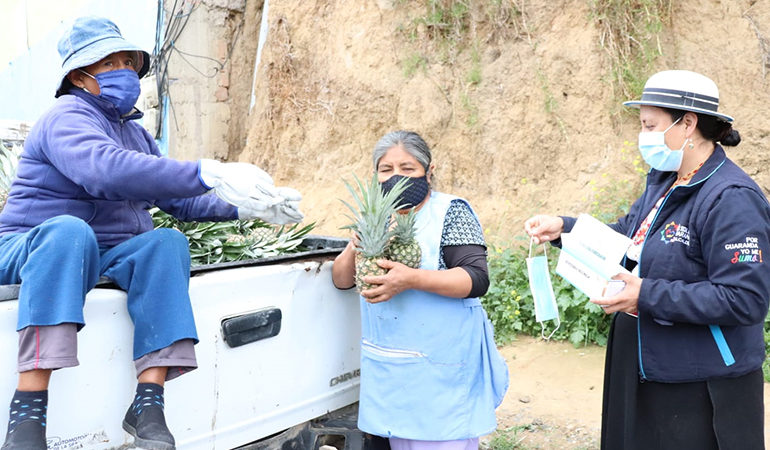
564;145;770;382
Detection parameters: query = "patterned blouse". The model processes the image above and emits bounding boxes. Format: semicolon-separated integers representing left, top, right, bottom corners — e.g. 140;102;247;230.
438;199;487;270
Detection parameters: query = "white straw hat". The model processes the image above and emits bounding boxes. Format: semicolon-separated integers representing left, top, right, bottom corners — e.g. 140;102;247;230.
623;70;733;123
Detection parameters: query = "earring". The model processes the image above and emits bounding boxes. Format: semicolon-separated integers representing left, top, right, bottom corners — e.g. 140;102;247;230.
688;139;694;150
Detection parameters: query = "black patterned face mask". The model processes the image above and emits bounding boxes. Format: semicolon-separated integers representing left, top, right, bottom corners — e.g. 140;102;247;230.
380;174;430;210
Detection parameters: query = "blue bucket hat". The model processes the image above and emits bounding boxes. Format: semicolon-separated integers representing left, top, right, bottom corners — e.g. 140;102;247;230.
55;16;151;97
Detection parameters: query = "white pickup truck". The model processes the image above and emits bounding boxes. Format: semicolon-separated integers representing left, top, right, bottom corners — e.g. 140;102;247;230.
0;236;385;450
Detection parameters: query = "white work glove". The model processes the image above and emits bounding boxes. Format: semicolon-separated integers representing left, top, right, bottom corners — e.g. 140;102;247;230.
199;159;282;212
237;187;305;224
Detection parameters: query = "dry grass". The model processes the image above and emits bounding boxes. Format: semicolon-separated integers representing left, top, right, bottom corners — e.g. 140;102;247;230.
264;15;335;120
743;5;770;78
482;0;532;45
590;0;672;103
398;0;531;63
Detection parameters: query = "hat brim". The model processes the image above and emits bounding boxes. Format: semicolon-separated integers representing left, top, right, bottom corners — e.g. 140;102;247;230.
55;36;150;97
623;100;733;123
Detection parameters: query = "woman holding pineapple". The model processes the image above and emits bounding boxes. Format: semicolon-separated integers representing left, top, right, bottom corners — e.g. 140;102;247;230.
332;131;509;450
0;16;302;450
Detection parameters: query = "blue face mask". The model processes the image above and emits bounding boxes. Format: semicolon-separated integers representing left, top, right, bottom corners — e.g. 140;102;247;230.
527;239;560;340
80;68;141;115
380;174;430;210
637;117;687;172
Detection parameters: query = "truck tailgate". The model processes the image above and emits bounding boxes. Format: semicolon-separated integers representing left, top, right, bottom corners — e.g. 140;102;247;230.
0;258;361;450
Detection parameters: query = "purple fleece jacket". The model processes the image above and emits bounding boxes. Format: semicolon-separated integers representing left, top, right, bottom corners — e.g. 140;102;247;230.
0;89;237;246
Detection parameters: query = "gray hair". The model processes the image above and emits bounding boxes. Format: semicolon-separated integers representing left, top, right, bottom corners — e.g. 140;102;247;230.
372;130;432;171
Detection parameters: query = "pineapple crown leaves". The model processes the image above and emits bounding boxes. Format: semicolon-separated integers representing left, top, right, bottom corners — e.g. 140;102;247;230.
149;208;315;266
0;142;22;210
340;174;410;258
391;208;417;243
0;143;20;192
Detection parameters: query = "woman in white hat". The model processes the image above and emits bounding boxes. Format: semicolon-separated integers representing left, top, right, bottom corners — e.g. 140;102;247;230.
0;16;303;450
525;70;770;449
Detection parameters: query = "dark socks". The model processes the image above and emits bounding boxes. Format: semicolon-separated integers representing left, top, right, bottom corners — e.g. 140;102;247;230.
129;383;165;416
2;390;47;450
7;390;47;434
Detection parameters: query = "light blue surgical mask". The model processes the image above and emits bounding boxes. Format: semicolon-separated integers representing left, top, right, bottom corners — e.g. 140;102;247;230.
527;239;560;340
79;68;141;115
637;117;687;172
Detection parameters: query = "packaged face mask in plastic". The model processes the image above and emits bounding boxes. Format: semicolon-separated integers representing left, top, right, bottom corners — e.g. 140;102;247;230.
527;238;560;339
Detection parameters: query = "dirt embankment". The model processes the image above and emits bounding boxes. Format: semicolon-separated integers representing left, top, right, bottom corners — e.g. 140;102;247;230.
229;0;770;242
220;2;770;447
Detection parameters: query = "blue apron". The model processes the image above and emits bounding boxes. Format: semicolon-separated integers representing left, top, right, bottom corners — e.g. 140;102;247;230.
357;191;509;440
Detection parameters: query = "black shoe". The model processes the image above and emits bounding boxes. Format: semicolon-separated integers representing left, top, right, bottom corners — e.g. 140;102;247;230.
122;405;175;450
1;420;47;450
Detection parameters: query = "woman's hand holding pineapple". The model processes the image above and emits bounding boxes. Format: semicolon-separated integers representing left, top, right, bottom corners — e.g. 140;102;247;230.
359;259;414;303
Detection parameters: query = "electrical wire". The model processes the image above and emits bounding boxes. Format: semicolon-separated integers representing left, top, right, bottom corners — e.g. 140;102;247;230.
148;0;244;140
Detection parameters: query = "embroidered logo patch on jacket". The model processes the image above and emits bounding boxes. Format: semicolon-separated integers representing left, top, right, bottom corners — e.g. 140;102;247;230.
660;221;690;246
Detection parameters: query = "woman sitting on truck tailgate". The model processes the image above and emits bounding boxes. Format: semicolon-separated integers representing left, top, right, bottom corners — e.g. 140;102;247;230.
332;130;509;450
0;16;303;450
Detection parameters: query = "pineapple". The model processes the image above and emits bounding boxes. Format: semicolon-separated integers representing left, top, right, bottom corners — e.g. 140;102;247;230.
0;141;22;211
247;225;276;243
150;208;315;265
341;174;409;292
385;208;421;268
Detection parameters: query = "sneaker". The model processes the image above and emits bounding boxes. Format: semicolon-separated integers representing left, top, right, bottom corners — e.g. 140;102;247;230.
122;404;175;450
1;420;47;450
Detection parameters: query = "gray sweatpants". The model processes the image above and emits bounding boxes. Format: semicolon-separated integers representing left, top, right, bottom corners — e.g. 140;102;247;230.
18;324;197;381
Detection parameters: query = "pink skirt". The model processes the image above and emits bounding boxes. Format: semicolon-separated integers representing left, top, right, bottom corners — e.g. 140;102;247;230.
388;437;479;450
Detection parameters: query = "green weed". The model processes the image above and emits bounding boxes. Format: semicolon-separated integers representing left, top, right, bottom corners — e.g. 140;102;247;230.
466;45;482;85
402;52;428;77
483;425;530;449
399;0;470;62
427;0;470;40
535;67;557;114
460;91;479;126
534;66;568;138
